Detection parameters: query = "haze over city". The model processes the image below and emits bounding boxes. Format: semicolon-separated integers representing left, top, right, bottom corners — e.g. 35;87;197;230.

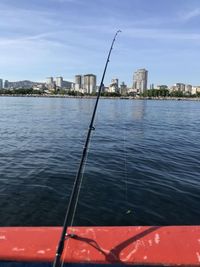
1;0;200;86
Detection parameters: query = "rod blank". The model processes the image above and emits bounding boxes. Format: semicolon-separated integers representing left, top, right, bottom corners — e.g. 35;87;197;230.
53;30;121;267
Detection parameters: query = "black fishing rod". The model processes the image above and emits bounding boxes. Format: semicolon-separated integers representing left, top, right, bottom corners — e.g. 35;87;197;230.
53;30;121;267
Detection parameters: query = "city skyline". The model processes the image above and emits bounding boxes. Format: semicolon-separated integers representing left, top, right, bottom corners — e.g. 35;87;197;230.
1;70;200;96
1;0;200;86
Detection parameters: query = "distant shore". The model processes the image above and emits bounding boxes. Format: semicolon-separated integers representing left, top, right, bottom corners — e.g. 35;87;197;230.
0;94;200;101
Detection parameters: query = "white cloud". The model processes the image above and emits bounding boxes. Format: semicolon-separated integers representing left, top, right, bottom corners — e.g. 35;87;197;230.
180;7;200;21
0;3;60;36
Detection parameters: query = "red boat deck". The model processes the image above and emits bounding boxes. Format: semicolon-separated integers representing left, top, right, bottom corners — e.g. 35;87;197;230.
0;226;199;266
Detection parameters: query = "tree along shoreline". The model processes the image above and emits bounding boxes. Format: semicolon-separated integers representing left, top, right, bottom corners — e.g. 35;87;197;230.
0;88;199;100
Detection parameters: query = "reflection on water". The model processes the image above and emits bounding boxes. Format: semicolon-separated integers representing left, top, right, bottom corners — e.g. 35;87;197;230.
0;97;199;226
131;100;147;120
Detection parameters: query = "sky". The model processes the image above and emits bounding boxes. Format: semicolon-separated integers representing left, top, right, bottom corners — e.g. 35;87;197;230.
1;0;200;87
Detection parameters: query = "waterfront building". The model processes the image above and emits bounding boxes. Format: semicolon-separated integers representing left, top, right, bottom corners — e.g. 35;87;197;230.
156;85;168;90
173;83;185;92
32;84;45;92
46;77;53;85
75;75;82;91
128;88;137;95
133;68;148;94
120;82;128;95
185;84;192;94
111;79;119;88
56;77;63;88
71;83;75;90
192;86;197;95
0;79;3;89
83;74;96;94
4;80;9;89
103;86;109;92
46;77;55;90
62;80;73;89
108;78;119;93
191;86;200;95
150;83;154;89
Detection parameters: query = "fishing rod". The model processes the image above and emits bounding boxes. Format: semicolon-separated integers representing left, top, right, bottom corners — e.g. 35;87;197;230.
53;30;121;267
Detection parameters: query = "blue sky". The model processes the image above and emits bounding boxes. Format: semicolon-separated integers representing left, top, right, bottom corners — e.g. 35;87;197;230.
1;0;200;87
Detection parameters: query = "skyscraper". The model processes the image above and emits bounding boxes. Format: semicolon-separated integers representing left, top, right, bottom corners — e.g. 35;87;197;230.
75;75;82;91
109;78;119;93
46;77;55;90
174;83;185;92
120;82;128;95
46;77;53;85
0;79;3;89
56;77;63;88
4;80;9;89
133;69;148;94
83;74;96;94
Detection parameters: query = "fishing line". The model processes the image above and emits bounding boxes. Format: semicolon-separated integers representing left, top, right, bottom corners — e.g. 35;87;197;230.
122;101;131;215
123;103;128;201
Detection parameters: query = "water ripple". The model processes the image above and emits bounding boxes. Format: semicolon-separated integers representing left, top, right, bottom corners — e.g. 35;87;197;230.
0;97;199;226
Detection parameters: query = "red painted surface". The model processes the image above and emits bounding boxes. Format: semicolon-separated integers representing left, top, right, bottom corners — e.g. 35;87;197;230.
0;226;200;266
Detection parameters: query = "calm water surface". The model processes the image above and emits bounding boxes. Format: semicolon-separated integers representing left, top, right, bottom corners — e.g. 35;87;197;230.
0;97;199;226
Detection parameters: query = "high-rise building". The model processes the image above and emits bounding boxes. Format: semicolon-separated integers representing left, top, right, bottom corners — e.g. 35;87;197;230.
133;68;148;94
46;77;55;90
109;78;119;93
111;78;119;87
174;83;185;92
46;77;53;85
4;80;9;89
185;84;192;94
62;80;73;89
120;82;128;95
0;79;3;89
83;74;96;94
191;86;200;95
55;77;63;88
75;75;82;91
150;83;154;89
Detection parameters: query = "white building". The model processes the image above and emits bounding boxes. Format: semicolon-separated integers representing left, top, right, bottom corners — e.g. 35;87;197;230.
191;86;200;95
83;74;96;94
175;83;185;92
56;77;63;88
46;77;53;85
108;78;119;93
185;84;192;94
46;77;55;90
133;68;148;94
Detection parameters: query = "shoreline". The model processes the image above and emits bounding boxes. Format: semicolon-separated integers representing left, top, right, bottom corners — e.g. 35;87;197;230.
0;94;200;101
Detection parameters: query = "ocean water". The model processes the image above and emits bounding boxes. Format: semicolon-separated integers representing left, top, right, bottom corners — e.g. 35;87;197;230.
0;96;199;226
